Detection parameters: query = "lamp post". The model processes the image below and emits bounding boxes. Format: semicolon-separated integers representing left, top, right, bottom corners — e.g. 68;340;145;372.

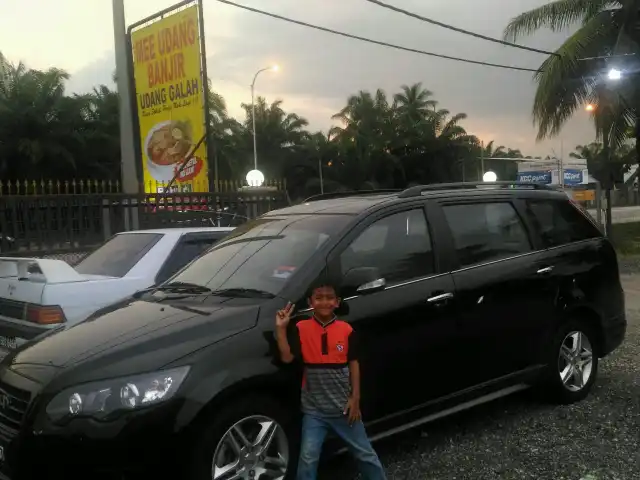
250;65;278;172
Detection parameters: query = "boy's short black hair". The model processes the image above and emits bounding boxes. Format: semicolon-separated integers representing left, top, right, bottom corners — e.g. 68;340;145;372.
306;277;341;299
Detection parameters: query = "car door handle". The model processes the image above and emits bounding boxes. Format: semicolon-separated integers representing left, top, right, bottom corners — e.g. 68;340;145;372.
536;266;554;274
427;292;454;303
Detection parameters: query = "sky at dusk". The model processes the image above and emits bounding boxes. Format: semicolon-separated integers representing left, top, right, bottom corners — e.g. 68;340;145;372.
0;0;596;156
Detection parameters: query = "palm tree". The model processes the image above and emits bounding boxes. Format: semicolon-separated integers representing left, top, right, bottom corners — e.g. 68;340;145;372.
503;0;638;148
476;141;522;182
330;89;401;189
0;52;8;84
0;60;81;178
239;97;309;181
503;0;640;232
393;83;437;126
77;85;121;178
424;109;478;182
570;140;633;233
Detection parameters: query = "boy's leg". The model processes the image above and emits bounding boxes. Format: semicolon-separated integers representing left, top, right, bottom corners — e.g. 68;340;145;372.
296;414;329;480
328;417;387;480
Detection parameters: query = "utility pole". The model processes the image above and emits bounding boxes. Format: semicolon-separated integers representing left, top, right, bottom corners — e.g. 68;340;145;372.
112;0;139;195
112;0;139;231
560;139;564;187
480;141;485;181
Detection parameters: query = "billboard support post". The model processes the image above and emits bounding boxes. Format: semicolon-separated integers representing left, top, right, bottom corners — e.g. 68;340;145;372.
197;0;216;192
113;0;140;196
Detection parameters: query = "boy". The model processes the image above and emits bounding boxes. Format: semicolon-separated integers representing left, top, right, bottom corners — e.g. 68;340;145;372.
275;281;387;480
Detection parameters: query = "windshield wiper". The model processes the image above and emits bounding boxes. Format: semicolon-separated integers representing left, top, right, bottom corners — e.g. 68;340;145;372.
209;288;275;299
155;282;212;294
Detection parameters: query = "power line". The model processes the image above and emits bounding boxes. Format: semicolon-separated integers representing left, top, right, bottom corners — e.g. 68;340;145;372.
216;0;541;73
364;0;560;57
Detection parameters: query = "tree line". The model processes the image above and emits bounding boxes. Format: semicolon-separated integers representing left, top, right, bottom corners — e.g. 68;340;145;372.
0;52;539;199
1;49;633;201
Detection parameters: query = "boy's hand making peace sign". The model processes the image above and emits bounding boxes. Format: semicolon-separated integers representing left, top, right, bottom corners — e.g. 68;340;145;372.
275;302;295;329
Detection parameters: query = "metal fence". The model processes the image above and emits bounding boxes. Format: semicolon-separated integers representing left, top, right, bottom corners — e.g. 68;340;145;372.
0;189;287;255
0;178;285;195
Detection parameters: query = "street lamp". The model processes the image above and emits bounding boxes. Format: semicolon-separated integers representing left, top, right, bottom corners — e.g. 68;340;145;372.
246;169;265;187
607;68;622;81
250;65;278;172
483;171;497;182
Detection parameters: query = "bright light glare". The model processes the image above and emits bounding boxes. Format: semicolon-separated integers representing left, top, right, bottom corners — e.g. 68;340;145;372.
483;171;497;182
246;169;265;187
272;65;279;72
585;104;595;112
608;68;622;80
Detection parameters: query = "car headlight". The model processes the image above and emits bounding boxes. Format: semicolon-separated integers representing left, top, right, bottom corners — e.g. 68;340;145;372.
46;366;190;422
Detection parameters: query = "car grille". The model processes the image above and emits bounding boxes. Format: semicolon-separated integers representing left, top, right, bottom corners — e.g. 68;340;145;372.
0;381;30;440
0;299;25;321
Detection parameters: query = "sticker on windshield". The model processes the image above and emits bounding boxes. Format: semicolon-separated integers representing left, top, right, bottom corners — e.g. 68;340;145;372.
273;266;296;279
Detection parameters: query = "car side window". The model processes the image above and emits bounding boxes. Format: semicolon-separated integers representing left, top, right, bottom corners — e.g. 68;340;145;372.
156;234;223;284
443;202;532;268
525;199;601;248
339;208;434;284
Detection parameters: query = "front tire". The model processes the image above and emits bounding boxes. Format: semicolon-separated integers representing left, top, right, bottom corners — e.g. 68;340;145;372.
189;395;298;480
540;319;599;404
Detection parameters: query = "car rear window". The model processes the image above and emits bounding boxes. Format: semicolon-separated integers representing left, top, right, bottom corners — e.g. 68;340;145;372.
525;199;601;248
75;233;163;277
443;202;532;268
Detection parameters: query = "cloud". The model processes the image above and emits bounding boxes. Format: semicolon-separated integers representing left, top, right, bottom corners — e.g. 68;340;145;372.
65;51;116;95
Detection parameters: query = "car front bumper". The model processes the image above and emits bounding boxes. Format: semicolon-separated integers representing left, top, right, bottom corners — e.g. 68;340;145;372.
0;371;188;480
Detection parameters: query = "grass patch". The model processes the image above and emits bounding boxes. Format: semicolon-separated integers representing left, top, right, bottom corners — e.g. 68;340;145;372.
610;221;640;256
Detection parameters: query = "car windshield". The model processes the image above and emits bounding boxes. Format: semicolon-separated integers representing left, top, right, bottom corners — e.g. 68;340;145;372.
75;232;163;277
169;214;352;296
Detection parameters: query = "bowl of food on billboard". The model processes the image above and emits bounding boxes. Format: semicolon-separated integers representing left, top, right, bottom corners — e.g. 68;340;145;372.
144;119;201;182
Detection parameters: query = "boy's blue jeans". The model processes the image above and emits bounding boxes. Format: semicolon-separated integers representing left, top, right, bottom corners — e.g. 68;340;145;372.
296;413;387;480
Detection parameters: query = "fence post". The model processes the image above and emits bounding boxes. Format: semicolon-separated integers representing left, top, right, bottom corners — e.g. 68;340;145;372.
102;198;112;239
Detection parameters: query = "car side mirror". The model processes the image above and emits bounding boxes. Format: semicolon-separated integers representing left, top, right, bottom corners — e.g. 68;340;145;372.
342;267;386;296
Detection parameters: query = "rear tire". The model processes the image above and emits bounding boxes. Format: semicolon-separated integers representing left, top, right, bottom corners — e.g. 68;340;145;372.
538;319;599;404
189;395;298;480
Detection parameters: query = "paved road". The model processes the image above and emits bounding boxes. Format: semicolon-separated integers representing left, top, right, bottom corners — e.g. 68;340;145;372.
588;205;640;224
322;276;640;480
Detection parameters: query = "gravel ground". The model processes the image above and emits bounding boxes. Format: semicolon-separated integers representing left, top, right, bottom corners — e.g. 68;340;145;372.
321;274;640;480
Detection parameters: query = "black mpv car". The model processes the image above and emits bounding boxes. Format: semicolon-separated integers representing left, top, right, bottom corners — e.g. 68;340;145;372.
0;182;626;479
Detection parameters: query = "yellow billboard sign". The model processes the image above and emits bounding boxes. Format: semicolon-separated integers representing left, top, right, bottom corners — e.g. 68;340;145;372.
131;5;209;193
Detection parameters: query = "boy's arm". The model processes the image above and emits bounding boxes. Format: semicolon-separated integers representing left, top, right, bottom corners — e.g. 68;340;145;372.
347;330;361;401
348;359;361;401
276;324;300;364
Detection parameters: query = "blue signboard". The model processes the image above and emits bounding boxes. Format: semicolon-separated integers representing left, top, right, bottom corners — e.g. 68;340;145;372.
517;171;552;184
563;169;583;185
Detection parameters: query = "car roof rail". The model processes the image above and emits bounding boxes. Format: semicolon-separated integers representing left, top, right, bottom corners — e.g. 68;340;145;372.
302;189;401;203
397;181;556;198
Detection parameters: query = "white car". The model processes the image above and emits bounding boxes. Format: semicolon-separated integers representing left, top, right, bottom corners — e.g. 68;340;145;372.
0;227;234;355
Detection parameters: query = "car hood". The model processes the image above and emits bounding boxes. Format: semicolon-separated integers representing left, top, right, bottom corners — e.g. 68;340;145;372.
6;295;261;373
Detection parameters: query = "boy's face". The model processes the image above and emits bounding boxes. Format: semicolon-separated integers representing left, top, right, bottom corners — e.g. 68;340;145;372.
309;286;339;318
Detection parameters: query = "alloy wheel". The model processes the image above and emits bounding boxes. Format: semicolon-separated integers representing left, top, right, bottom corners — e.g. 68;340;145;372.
557;330;594;392
212;415;289;480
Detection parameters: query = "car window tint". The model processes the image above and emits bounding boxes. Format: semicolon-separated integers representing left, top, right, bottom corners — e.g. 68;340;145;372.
75;233;163;277
156;235;223;284
526;199;601;248
340;209;434;284
443;203;531;268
